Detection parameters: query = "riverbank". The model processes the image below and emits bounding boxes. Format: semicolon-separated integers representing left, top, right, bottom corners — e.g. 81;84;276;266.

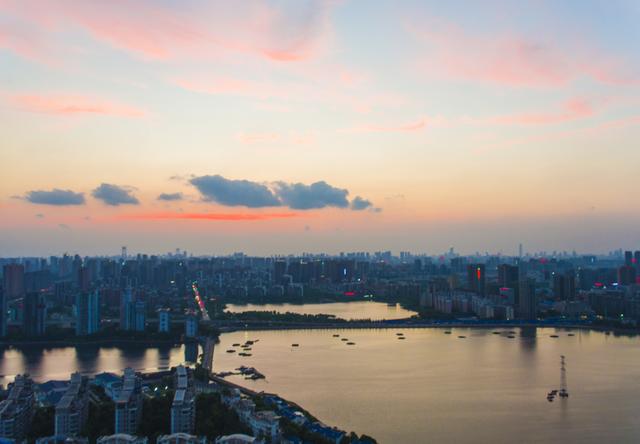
0;336;193;349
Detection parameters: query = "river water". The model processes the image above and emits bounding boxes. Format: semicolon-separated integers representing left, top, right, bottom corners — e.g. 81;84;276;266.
225;301;417;320
2;325;640;443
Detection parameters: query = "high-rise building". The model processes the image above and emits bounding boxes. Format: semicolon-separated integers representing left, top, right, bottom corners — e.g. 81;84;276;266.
498;264;519;288
518;278;538;320
78;266;92;293
624;250;633;267
170;366;195;434
158;308;170;333
115;368;143;435
617;266;637;286
55;373;89;438
552;272;576;301
466;264;486;296
76;291;100;336
0;375;35;440
23;292;47;336
134;301;146;332
3;264;25;300
120;287;135;331
185;312;198;338
0;288;7;338
273;260;286;285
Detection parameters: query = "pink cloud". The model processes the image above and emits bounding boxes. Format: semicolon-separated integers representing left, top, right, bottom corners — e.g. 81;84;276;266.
0;0;334;63
486;98;594;125
174;76;285;100
120;212;299;221
8;93;145;117
345;118;426;133
411;20;638;87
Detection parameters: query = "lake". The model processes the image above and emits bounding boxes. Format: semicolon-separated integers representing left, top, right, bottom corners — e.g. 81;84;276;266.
3;327;640;443
224;301;417;320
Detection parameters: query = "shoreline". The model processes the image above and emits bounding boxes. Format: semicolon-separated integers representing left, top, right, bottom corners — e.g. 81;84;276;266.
0;337;190;349
2;321;636;350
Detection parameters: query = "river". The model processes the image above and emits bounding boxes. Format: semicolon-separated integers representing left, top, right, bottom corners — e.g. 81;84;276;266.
2;326;640;443
224;301;417;320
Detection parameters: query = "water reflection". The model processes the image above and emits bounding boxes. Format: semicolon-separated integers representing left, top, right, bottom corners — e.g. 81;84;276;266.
184;342;199;364
225;301;417;321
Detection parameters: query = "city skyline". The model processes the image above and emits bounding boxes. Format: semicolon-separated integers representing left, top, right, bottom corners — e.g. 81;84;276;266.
2;0;640;256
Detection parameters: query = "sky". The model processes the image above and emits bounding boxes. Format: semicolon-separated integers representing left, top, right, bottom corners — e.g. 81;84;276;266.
1;0;639;257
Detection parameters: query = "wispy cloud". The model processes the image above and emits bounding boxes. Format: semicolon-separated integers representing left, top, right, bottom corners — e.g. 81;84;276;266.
485;98;594;125
0;0;335;64
157;192;184;202
344;118;426;133
8;93;145;118
120;212;299;221
410;19;639;87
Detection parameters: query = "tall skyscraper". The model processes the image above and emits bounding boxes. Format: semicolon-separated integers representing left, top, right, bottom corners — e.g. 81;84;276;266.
120;287;135;331
185;311;198;338
3;264;25;300
77;266;92;293
0;288;6;338
134;301;146;332
0;375;35;440
115;368;143;435
498;264;519;288
55;373;89;438
518;278;538;320
552;272;576;300
170;365;195;434
273;260;286;285
23;292;46;337
624;250;633;267
76;291;100;336
466;264;486;296
158;308;170;333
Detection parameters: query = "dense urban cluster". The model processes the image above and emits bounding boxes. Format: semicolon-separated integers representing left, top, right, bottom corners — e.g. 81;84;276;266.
0;365;373;444
1;248;640;340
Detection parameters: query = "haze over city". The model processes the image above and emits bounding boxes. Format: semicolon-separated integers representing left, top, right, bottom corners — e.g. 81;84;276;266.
2;0;639;256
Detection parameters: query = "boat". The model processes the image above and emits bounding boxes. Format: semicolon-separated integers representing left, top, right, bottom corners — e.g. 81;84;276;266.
567;333;575;337
458;335;466;339
507;335;515;339
444;331;452;334
291;344;299;347
346;342;355;345
398;336;406;340
226;349;236;353
243;348;252;351
341;338;349;341
239;352;252;357
492;331;501;334
246;373;265;380
245;340;255;345
333;334;340;337
232;343;241;347
550;335;559;338
396;333;404;336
